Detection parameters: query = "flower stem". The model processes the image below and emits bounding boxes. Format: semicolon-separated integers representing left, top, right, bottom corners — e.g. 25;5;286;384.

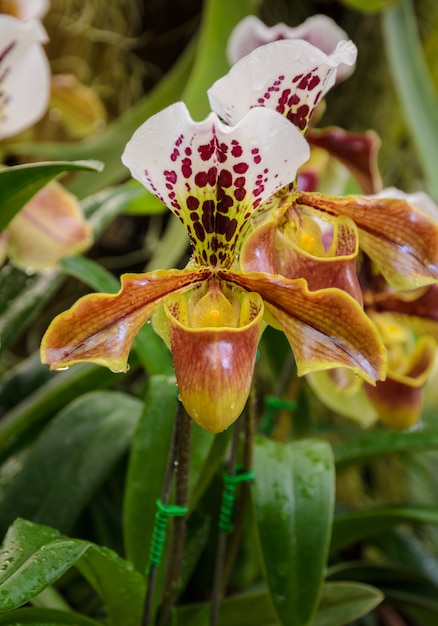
141;403;182;626
210;415;241;626
222;390;256;594
157;404;192;626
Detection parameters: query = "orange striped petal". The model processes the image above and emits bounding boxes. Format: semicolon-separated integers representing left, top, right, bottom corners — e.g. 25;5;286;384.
221;269;386;383
165;287;264;433
296;191;438;289
41;268;209;372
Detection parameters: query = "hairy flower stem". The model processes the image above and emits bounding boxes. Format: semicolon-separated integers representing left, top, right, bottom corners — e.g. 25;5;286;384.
157;404;192;626
210;416;242;626
142;403;183;626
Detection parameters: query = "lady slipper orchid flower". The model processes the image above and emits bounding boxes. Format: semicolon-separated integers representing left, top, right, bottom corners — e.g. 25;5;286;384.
209;43;438;291
225;17;382;195
41;102;386;433
0;14;50;138
307;189;438;430
0;181;93;271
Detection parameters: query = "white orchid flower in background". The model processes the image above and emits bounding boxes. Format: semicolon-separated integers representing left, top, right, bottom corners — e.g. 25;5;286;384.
0;14;50;139
227;14;355;82
0;0;49;21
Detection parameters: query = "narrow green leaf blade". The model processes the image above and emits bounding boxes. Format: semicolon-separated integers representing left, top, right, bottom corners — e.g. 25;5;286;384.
0;607;102;625
339;0;397;12
331;506;438;554
0;160;103;231
0;363;127;462
334;429;438;471
314;582;383;626
123;375;178;572
383;0;438;200
0;391;142;535
175;588;278;626
254;436;335;626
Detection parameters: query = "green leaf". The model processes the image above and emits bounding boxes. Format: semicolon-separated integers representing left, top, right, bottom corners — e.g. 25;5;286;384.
0;265;63;353
175;582;381;626
0;391;142;536
334;429;438;471
253;436;335;626
175;588;278;626
123;375;178;572
0;519;88;613
60;255;120;293
0;353;52;415
0;607;102;625
328;561;438;622
331;506;438;554
0;160;102;231
382;0;438;201
75;543;144;626
0;518;145;626
313;582;383;626
339;0;398;12
0;362;128;462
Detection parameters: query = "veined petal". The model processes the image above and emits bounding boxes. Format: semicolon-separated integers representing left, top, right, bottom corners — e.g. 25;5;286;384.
364;336;436;429
220;269;387;383
41;268;210;372
122;102;309;267
296;191;438;289
165;288;264;433
208;39;357;134
7;182;93;270
0;15;50;138
227;15;354;82
307;127;383;194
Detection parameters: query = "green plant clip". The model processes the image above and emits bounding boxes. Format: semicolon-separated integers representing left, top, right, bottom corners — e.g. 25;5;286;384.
146;499;188;575
260;395;298;435
219;467;255;534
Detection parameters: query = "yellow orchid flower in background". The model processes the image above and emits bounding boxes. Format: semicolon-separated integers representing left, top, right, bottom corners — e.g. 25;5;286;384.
0;181;93;271
40;100;386;433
